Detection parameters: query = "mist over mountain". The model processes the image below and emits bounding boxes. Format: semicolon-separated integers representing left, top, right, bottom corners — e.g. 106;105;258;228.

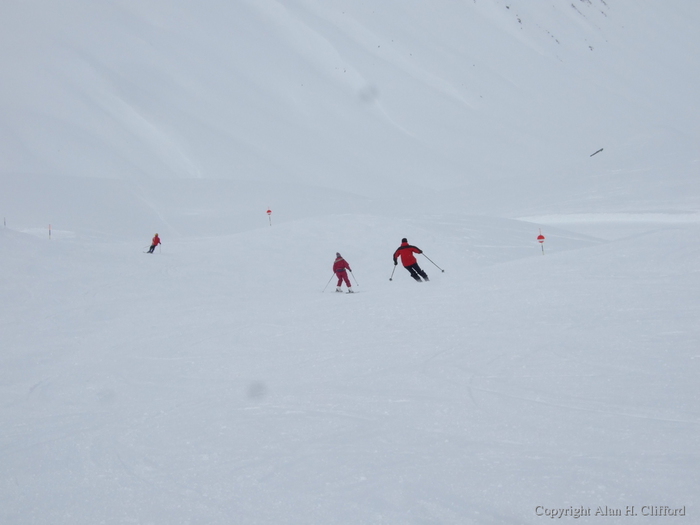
2;0;698;237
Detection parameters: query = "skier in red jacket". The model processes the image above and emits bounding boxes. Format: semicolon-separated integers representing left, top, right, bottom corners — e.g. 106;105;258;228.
393;238;429;282
333;253;353;293
147;233;161;253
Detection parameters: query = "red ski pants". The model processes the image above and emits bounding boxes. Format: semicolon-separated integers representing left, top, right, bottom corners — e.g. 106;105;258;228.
336;271;351;287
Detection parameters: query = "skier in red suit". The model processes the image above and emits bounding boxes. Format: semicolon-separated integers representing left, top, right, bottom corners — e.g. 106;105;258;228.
393;238;429;282
333;253;353;293
148;233;161;253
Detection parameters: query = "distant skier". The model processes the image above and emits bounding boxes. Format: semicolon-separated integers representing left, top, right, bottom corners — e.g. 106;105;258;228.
393;238;429;282
147;233;161;254
333;252;354;293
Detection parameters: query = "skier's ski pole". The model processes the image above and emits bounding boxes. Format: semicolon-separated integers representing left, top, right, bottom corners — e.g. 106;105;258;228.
349;270;359;287
389;265;397;281
322;273;335;292
422;254;445;272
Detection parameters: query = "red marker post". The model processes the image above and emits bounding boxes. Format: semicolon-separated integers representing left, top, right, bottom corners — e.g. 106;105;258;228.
267;209;272;226
537;229;545;255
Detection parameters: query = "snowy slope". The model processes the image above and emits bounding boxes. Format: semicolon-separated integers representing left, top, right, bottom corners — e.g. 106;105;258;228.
1;0;699;236
1;215;699;524
1;0;699;524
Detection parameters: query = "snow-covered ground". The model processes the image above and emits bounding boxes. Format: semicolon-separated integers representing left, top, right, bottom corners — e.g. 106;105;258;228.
1;1;698;523
2;215;698;524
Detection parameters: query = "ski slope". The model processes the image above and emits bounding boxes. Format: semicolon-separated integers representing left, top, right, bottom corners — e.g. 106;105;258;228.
2;214;698;524
1;0;699;523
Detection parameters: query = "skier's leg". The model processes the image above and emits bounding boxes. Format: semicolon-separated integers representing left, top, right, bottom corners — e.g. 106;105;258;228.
416;264;429;281
406;265;423;282
342;273;351;288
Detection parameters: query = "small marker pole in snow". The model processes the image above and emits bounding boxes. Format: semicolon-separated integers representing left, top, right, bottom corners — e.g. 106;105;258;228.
322;273;335;292
590;148;604;157
267;209;272;226
422;253;445;272
49;224;52;240
537;229;545;255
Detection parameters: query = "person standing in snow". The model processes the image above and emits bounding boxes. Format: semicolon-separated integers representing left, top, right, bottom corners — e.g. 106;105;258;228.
333;252;354;293
393;238;429;282
147;233;161;254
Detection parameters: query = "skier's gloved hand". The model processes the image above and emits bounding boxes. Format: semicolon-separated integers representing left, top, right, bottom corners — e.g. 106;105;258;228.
393;261;398;266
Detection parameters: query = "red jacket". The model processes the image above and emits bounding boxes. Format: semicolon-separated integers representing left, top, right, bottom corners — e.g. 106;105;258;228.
393;242;422;267
151;235;161;246
333;256;351;273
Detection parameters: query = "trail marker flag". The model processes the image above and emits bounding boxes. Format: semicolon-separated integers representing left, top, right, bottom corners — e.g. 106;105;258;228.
537;229;545;254
267;209;272;226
